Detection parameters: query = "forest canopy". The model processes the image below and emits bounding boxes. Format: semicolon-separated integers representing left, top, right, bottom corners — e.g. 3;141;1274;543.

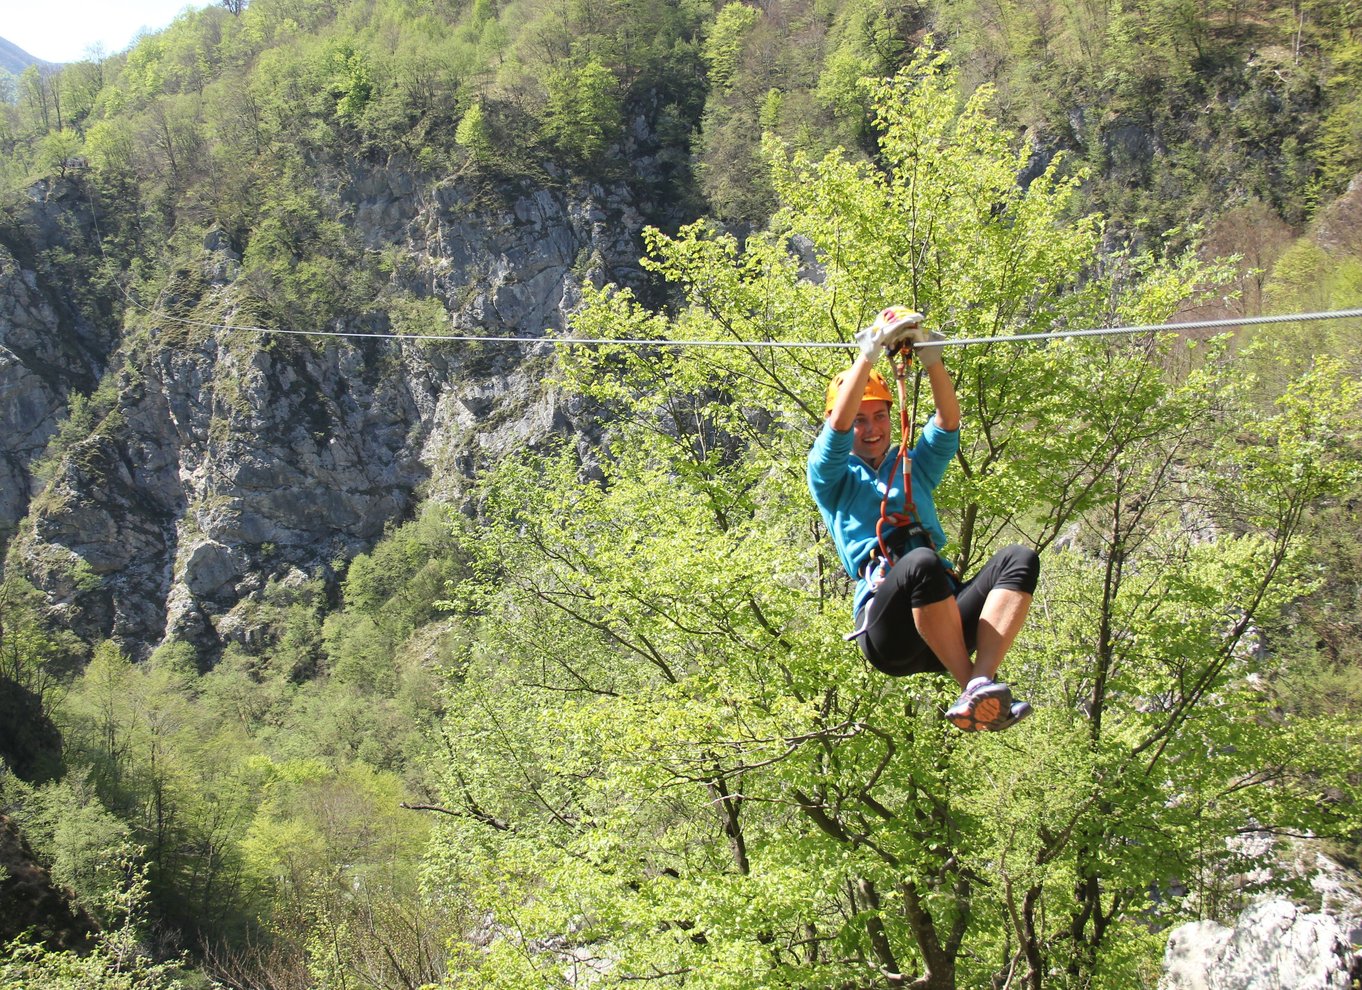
421;55;1362;989
1;0;1362;988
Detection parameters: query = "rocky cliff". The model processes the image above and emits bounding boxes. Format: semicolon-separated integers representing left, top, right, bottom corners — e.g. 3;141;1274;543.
1162;900;1362;990
1161;835;1362;990
0;180;118;548
2;162;662;660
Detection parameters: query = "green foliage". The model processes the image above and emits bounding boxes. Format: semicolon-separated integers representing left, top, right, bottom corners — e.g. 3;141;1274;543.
0;936;194;990
324;505;467;685
1312;19;1362;192
1265;242;1362;342
29;370;128;490
0;0;1359;984
329;46;374;125
0;0;1348;250
814;0;912;125
58;641;260;939
0;578;82;783
703;2;761;93
238;160;380;328
422;52;1362;989
1233;232;1362;401
543;59;625;162
693;0;848;222
16;501;473;971
4;776;136;925
0;856;197;989
36;130;85;179
454;100;492;159
237;759;451;988
1;0;711;207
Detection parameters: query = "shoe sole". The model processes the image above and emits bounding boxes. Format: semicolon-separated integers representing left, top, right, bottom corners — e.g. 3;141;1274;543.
988;701;1033;732
946;683;1012;732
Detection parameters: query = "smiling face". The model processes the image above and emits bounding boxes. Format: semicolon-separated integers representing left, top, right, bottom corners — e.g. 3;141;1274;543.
852;399;893;468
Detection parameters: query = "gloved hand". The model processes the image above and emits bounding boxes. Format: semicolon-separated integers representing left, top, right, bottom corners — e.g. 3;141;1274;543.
906;327;947;369
854;306;924;361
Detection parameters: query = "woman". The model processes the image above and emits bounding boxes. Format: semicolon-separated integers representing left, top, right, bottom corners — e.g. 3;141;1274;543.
806;307;1039;731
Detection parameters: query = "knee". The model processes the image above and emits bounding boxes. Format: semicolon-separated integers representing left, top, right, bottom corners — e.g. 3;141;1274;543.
894;547;956;607
1001;544;1040;594
902;546;947;578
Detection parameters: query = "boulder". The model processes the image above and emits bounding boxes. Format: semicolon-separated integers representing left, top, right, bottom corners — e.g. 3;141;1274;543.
1161;899;1361;990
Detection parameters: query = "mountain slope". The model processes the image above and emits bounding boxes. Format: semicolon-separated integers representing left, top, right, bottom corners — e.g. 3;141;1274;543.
0;36;52;74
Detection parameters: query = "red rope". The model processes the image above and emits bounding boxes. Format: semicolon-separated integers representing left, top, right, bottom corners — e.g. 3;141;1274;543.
875;351;918;561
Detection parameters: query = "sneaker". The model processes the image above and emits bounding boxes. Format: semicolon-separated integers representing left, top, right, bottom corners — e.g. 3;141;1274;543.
988;700;1032;732
945;679;1013;732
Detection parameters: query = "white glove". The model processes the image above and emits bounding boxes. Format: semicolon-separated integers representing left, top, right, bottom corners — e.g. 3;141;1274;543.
853;306;924;362
907;328;946;369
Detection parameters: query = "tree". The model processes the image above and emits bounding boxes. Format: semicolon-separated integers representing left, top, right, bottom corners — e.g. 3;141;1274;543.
59;642;261;942
703;2;761;93
59;58;107;131
542;58;623;161
454;100;493;159
423;51;1362;989
19;66;61;135
237;761;451;989
0;855;196;989
37;130;86;180
1198;199;1296;317
0;577;83;782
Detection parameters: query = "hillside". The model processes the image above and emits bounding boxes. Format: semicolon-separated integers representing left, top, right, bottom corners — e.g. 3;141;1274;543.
0;0;1360;987
0;0;1356;663
0;37;49;75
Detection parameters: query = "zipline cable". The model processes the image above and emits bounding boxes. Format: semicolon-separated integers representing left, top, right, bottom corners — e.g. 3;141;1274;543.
101;237;1362;351
139;304;1362;350
79;181;1362;352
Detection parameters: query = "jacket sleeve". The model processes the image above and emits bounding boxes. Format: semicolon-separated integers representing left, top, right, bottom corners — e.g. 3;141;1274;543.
911;417;959;490
807;422;854;508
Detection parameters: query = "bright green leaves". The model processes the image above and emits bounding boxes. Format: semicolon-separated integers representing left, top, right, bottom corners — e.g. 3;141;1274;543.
454;100;493;159
437;50;1128;987
433;420;881;984
543;59;625;162
422;45;1362;990
329;46;374;125
1211;354;1362;537
703;3;761;94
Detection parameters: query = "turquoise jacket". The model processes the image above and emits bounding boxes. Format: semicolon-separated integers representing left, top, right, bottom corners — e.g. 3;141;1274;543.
807;418;959;614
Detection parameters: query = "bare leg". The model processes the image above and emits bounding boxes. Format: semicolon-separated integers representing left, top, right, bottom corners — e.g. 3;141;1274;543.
971;589;1032;681
912;598;973;688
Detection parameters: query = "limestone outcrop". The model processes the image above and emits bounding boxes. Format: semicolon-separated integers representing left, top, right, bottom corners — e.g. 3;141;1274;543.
2;163;659;658
0;180;119;545
1161;837;1362;990
1161;899;1362;990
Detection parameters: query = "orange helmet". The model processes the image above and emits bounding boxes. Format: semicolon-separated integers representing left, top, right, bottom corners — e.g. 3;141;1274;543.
824;368;893;416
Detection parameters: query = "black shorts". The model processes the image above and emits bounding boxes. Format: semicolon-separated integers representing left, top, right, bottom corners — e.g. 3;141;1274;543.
856;544;1040;676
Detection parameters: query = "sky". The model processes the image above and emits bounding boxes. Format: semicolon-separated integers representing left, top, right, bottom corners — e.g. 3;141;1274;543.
3;0;211;64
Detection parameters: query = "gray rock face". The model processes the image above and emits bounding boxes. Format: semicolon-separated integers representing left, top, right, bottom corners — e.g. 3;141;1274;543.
1161;900;1362;990
0;183;117;544
3;164;656;658
0;249;66;538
